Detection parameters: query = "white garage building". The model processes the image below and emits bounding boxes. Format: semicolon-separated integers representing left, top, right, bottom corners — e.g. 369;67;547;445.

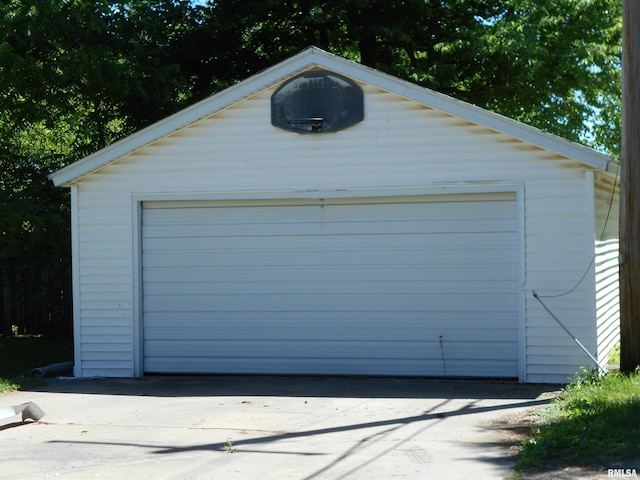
50;47;619;383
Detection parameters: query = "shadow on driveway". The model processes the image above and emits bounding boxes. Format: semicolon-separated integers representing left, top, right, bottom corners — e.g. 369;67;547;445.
35;377;557;480
4;376;558;480
39;374;556;399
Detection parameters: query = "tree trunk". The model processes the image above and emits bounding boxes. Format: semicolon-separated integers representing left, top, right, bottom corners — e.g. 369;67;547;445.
620;0;640;373
358;33;378;67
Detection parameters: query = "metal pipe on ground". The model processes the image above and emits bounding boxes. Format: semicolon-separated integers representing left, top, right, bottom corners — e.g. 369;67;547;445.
31;361;73;379
0;402;45;422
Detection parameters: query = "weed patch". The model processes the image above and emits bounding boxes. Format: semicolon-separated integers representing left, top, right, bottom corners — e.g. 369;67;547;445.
516;369;640;472
609;343;621;365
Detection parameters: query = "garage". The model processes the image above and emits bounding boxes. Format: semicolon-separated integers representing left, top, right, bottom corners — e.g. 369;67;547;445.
50;47;618;382
142;193;521;378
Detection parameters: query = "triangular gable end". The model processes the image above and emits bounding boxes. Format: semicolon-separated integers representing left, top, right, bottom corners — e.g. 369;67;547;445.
49;46;613;186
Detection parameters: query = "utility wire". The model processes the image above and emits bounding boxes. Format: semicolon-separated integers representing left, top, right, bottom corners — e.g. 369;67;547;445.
533;291;609;375
536;166;619;299
531;166;619;375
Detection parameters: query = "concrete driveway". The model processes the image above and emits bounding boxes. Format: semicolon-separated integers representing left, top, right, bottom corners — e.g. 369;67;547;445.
0;376;556;480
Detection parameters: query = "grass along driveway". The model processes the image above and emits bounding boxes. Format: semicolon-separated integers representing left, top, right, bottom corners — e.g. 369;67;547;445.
503;369;640;478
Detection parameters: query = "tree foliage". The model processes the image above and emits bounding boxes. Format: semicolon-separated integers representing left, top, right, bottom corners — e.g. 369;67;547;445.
0;0;622;335
0;0;202;335
199;0;622;155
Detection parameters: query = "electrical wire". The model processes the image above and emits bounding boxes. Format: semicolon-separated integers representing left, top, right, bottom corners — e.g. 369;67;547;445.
532;290;609;375
535;165;619;299
531;165;619;375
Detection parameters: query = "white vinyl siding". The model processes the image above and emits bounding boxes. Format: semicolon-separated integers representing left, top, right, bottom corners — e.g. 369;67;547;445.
75;192;135;377
141;194;519;377
523;177;600;382
594;171;620;367
66;76;613;382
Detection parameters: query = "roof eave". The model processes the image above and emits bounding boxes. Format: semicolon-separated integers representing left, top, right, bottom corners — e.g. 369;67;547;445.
319;56;612;171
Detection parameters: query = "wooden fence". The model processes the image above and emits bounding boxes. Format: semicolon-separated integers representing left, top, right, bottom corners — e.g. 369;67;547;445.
0;256;72;338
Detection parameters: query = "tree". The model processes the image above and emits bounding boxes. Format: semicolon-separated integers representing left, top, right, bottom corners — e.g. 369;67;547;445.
0;0;202;151
0;0;203;336
0;0;623;336
0;141;72;336
199;0;622;156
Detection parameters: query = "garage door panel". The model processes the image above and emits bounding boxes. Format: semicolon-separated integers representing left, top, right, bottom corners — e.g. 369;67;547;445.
145;339;433;359
142;322;517;344
143;231;518;252
145;357;518;377
143;197;516;221
143;357;437;376
143;339;517;363
142;194;520;377
143;217;516;239
143;200;517;238
144;293;518;313
143;246;518;269
143;265;519;283
143;279;519;296
144;311;517;332
144;325;519;343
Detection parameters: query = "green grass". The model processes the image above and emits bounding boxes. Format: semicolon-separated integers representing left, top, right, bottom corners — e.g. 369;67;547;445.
0;335;73;393
609;343;621;364
515;368;640;472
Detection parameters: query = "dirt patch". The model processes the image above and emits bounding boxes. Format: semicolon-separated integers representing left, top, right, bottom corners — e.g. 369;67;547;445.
491;408;545;457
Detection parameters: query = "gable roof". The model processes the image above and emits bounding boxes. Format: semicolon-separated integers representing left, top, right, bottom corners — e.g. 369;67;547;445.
50;46;613;186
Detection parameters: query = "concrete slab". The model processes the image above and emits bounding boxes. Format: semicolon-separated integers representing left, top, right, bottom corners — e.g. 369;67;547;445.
0;376;557;479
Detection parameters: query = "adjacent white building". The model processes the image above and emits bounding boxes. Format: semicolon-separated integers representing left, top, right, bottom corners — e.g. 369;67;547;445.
50;47;620;383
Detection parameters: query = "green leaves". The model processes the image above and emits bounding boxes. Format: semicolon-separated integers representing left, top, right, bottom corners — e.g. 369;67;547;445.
200;0;621;156
0;0;623;335
1;0;622;164
0;1;206;335
1;0;202;155
441;0;620;155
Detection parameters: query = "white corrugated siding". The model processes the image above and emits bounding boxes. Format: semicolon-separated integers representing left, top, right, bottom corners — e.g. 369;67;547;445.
142;194;519;377
71;78;600;382
594;171;620;367
76;192;135;376
522;176;601;382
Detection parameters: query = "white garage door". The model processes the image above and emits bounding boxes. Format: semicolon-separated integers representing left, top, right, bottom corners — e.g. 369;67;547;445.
142;193;520;377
